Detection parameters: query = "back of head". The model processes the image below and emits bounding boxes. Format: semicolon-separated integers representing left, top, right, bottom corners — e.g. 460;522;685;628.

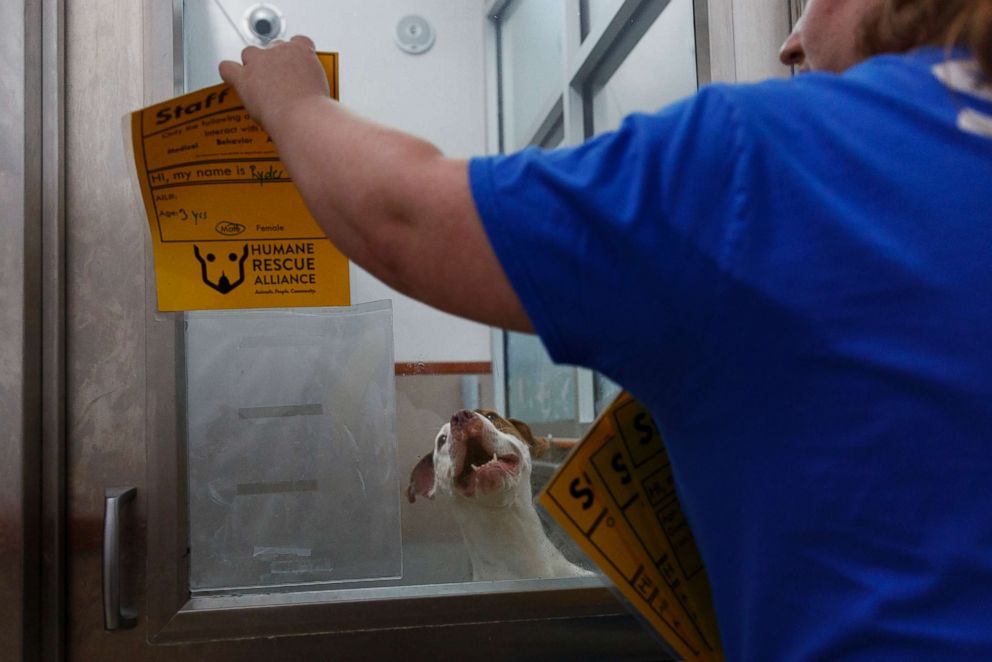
861;0;992;78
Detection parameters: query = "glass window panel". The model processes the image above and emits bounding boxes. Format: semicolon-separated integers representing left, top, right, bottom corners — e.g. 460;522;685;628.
594;373;623;417
506;332;578;438
176;0;709;605
182;0;599;599
591;0;698;135
500;0;564;150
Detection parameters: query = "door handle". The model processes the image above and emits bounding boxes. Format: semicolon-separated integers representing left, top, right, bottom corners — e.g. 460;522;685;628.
103;487;138;630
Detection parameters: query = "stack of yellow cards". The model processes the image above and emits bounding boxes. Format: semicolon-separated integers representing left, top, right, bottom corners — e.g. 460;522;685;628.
538;392;723;661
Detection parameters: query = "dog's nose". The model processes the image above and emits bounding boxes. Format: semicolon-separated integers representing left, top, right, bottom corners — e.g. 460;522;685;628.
451;410;474;427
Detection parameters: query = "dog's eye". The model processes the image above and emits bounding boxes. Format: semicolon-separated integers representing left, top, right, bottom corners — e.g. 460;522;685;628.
484;412;499;422
437;433;447;447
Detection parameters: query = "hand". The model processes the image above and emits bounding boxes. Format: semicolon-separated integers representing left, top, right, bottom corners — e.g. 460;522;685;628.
219;35;330;133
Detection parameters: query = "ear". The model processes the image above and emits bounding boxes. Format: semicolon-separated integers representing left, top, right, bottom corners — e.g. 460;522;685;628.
406;453;436;503
509;417;549;459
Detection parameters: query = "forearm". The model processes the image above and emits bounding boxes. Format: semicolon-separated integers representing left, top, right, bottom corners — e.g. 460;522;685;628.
264;96;532;330
265;96;439;282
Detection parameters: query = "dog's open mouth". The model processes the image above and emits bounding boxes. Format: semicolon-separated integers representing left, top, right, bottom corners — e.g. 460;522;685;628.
454;436;520;496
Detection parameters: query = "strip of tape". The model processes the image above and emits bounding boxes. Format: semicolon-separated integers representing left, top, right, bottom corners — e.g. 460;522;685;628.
237;479;320;496
238;404;323;419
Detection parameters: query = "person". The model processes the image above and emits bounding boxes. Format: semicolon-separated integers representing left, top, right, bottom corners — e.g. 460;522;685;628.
220;0;992;659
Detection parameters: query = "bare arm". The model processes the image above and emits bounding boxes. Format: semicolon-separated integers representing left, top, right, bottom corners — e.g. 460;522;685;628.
220;36;533;332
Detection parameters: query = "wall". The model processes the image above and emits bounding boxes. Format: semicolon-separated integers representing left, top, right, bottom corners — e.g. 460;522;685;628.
184;0;492;364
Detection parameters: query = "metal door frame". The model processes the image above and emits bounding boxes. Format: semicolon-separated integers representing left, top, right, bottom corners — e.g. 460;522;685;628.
2;1;66;660
1;2;43;660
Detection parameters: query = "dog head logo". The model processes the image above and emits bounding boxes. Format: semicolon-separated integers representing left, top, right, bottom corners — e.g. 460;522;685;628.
194;244;248;295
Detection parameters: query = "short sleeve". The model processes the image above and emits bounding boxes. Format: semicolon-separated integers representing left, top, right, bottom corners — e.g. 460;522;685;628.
469;86;747;396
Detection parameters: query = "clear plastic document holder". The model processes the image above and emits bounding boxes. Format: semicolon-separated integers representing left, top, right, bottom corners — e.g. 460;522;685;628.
185;301;400;592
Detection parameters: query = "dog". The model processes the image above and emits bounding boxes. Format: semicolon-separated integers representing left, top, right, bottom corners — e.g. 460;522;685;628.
407;409;593;581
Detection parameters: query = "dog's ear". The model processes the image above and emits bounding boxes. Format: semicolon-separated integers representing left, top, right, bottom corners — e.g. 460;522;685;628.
406;453;436;503
509;417;550;459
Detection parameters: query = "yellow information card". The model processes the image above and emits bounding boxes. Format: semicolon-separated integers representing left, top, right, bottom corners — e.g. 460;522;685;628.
538;392;724;661
127;52;350;312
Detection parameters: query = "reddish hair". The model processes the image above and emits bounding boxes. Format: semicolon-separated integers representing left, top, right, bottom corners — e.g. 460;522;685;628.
861;0;992;78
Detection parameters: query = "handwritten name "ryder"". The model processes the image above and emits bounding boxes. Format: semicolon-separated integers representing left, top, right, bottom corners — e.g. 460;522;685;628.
250;164;285;185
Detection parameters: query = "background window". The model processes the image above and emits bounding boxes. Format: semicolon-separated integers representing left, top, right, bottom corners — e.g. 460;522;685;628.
580;0;625;42
496;0;701;432
590;0;698;135
499;0;565;150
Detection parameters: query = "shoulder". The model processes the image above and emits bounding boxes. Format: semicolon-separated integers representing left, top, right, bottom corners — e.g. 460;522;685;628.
720;51;957;131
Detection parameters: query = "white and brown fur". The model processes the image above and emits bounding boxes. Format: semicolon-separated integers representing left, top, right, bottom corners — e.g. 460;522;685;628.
407;409;592;581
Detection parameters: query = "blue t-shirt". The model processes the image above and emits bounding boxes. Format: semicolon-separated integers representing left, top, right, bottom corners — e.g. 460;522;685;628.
470;49;992;661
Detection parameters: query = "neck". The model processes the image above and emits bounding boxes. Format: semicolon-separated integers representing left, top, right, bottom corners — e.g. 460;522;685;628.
449;487;579;581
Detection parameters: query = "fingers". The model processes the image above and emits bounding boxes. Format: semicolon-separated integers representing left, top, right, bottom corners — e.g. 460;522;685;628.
240;45;263;64
218;34;319;98
291;35;316;51
218;60;243;86
219;44;262;87
257;36;315;52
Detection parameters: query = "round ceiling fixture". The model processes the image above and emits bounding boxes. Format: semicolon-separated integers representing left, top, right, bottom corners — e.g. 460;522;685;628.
395;15;435;55
244;4;285;45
